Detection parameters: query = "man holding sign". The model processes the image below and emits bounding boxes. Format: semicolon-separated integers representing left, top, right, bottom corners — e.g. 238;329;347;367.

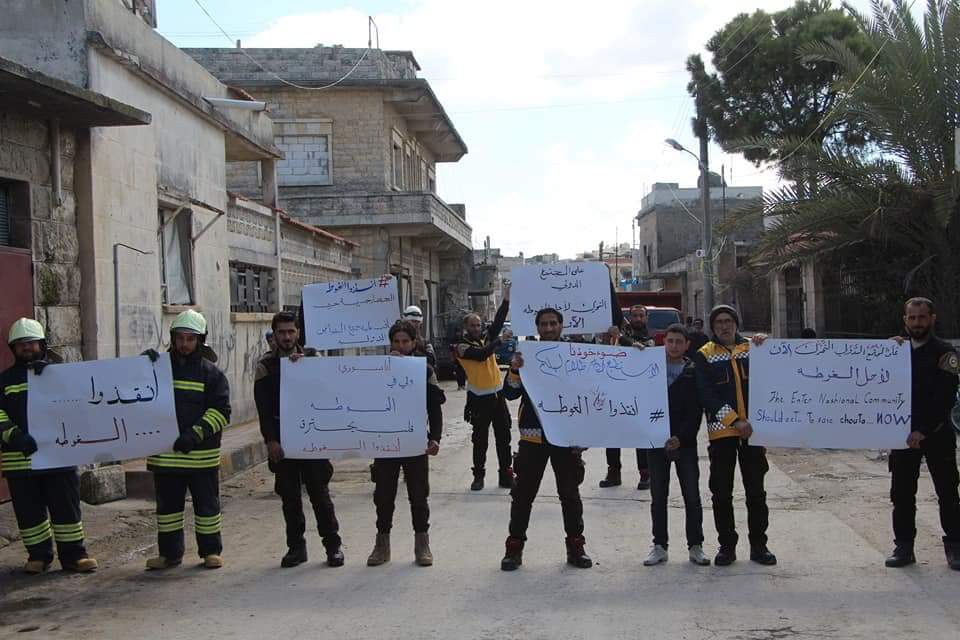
144;310;231;571
0;319;97;574
693;305;776;567
499;308;592;572
255;311;344;569
886;298;960;570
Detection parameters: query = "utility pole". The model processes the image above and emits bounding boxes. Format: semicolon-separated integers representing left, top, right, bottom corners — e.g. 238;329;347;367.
695;101;714;321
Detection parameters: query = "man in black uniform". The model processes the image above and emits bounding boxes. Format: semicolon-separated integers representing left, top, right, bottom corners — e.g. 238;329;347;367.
600;303;652;490
500;307;592;571
144;310;231;570
0;318;98;574
886;297;960;570
254;310;345;568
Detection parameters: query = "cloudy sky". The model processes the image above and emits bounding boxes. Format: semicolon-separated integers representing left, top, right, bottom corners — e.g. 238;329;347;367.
158;0;886;258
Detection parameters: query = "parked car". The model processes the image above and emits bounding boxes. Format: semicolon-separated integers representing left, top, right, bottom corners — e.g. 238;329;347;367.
645;306;683;345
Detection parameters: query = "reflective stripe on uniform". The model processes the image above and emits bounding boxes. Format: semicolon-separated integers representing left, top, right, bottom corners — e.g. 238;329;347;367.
157;512;185;533
147;448;221;469
194;513;222;535
51;521;85;543
202;408;227;432
1;425;17;443
172;380;204;392
4;383;27;395
0;409;10;423
20;519;52;546
1;451;31;472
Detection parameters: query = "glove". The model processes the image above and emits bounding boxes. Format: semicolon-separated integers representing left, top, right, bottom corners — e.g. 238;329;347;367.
173;431;199;454
9;431;38;456
141;349;160;363
29;360;49;376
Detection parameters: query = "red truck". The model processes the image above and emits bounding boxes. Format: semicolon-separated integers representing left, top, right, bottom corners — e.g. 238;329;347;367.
616;291;683;345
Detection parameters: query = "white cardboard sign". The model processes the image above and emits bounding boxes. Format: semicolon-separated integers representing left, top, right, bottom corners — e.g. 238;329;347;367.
27;355;180;469
280;356;428;459
749;339;912;449
301;277;399;350
514;341;671;448
509;262;612;336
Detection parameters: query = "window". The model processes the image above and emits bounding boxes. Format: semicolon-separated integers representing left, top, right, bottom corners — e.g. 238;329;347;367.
0;184;9;246
274;120;332;186
392;131;404;190
158;207;194;305
229;262;276;312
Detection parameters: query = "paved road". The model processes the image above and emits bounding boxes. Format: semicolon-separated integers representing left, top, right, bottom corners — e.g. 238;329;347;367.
1;384;958;639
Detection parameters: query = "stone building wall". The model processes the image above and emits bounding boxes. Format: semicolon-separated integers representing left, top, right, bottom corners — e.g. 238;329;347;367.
0;110;83;362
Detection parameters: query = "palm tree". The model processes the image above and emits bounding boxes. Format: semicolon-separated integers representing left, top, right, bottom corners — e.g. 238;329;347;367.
738;0;960;334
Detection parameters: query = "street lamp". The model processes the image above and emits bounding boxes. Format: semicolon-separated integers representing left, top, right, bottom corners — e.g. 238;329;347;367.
664;137;714;321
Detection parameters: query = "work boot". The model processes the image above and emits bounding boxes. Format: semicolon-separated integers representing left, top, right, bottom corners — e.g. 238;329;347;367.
415;532;433;566
145;556;182;571
470;468;484;491
945;541;960;571
643;544;668;566
885;545;916;568
498;467;515;489
565;535;593;569
750;546;777;566
598;467;621;488
500;536;524;571
367;533;391;566
281;545;307;568
714;547;737;566
688;545;711;566
326;546;345;567
202;554;223;569
64;557;98;573
23;559;51;575
636;470;650;491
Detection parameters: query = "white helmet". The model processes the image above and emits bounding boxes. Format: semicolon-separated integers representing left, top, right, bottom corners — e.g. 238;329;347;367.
402;305;423;320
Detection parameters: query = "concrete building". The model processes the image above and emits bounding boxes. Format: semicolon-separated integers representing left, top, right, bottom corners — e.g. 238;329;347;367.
0;1;356;428
187;46;474;347
633;181;769;328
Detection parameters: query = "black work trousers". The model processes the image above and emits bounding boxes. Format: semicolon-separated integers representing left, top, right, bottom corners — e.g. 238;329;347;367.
605;447;649;473
372;455;430;533
648;447;704;549
274;458;341;551
889;432;960;546
708;437;770;550
508;441;585;540
469;392;512;472
7;471;88;565
154;469;222;560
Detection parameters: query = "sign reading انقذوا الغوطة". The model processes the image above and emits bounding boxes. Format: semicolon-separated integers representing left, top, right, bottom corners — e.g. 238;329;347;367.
27;354;180;469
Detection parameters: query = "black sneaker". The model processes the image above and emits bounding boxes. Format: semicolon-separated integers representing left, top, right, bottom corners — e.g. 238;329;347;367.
714;547;737;566
750;547;777;565
326;547;345;567
885;546;916;568
281;546;308;568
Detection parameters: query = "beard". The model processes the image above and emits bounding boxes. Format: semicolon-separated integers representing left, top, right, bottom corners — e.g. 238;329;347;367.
16;350;42;365
908;325;931;340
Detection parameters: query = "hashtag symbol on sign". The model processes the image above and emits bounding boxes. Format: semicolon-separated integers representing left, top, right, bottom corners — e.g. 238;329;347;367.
378;275;391;287
649;409;665;422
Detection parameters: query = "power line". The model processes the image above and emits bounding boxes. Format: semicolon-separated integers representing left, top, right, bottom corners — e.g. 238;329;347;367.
190;0;376;91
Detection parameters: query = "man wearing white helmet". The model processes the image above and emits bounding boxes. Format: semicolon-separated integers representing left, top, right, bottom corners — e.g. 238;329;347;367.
0;318;98;574
142;309;231;570
402;305;436;366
